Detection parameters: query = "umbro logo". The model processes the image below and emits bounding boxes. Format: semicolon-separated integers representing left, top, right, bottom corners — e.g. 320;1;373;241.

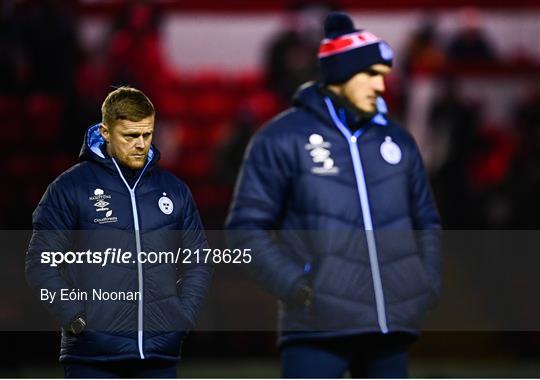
89;188;118;224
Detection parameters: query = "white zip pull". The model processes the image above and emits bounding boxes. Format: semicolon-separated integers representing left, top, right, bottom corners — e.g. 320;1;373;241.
350;136;357;143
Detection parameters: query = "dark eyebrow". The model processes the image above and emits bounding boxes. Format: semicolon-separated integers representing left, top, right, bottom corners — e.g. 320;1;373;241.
366;69;384;76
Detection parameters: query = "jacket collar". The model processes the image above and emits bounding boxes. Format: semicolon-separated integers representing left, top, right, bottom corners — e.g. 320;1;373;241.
292;82;388;130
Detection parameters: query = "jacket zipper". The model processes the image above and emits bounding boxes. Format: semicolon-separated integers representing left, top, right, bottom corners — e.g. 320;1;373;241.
112;158;152;359
324;97;389;334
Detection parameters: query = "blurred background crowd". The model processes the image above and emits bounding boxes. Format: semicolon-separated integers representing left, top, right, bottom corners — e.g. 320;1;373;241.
2;0;540;376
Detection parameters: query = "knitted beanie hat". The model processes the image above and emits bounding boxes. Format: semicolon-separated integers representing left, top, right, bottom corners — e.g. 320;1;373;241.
318;12;393;84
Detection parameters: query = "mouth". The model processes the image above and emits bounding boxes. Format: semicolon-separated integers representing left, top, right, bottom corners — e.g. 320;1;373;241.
131;154;145;159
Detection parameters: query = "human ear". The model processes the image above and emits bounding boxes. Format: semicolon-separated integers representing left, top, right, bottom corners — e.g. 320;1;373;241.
100;123;110;143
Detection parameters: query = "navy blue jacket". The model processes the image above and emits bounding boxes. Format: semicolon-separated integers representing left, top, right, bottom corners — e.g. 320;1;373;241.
26;124;213;363
226;83;440;340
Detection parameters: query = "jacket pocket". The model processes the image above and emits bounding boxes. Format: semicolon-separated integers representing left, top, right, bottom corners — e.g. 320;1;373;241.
382;256;433;302
312;255;371;303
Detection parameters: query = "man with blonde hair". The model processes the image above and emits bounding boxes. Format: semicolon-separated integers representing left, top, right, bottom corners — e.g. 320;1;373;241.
26;86;213;378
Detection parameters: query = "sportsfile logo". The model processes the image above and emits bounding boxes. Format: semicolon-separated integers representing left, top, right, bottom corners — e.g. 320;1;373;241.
90;188;118;224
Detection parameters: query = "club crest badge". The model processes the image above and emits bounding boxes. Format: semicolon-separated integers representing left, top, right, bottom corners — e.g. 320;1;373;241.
158;193;174;215
380;136;401;165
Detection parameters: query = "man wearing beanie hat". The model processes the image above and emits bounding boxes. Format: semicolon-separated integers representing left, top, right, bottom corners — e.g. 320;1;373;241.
227;12;440;378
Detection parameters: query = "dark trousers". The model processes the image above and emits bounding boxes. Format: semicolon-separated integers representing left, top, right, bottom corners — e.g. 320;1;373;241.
281;334;412;378
64;360;177;378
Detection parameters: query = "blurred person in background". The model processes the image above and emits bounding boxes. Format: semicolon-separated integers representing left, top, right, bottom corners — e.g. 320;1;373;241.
447;7;498;63
494;85;540;228
401;18;446;77
215;107;260;186
428;78;481;228
107;0;177;102
264;3;328;105
398;17;446;126
227;12;440;378
25;87;213;378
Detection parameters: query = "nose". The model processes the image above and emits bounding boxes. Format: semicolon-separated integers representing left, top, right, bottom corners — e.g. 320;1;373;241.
135;136;145;149
372;75;386;94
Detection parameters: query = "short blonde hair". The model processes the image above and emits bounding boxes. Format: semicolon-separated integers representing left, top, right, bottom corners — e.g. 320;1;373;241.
101;86;155;127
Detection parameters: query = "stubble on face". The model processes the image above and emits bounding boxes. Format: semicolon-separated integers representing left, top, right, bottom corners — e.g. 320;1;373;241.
102;115;155;169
